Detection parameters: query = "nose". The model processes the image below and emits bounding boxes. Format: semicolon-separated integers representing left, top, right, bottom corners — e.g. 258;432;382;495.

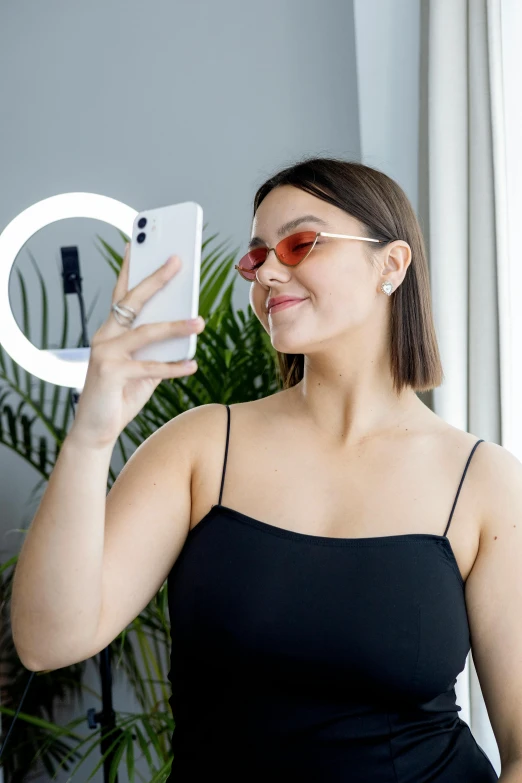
255;247;288;284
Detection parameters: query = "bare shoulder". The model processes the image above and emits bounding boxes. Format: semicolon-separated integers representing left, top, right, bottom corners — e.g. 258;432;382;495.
188;396;286;520
436;421;522;541
185;395;285;458
177;399;255;471
167;401;230;445
466;438;522;540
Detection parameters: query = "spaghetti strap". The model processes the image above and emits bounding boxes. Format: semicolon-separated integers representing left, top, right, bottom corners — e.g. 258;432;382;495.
218;404;231;506
443;438;485;537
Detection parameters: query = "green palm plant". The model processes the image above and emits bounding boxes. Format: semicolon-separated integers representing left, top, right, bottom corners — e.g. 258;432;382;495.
0;226;280;782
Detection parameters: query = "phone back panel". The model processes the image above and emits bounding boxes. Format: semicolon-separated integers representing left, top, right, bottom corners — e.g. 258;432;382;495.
127;201;203;363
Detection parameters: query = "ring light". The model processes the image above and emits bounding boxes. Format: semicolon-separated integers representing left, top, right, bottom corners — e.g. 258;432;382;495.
0;193;137;389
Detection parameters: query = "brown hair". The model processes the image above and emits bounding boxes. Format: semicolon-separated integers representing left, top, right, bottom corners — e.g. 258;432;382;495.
251;155;444;397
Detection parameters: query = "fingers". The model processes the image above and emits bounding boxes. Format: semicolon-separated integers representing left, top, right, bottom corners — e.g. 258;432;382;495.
119;316;205;353
127;255;180;313
102;245;182;342
86;242;204;392
112;246;180;313
111;242;130;306
123;357;198;380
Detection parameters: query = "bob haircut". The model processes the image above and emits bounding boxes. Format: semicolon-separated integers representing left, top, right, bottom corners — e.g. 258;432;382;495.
251;156;444;397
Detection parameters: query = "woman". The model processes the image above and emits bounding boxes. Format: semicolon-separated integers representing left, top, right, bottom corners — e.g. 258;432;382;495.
13;157;520;781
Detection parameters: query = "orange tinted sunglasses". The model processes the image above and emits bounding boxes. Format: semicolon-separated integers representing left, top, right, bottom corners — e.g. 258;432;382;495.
234;231;385;281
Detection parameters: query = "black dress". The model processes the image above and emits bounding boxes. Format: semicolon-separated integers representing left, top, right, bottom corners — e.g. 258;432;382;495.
166;404;498;781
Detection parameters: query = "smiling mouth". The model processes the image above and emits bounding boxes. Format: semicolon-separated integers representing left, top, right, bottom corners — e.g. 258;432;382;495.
268;299;307;314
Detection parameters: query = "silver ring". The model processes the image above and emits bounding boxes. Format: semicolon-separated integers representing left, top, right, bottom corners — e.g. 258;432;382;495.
111;301;137;327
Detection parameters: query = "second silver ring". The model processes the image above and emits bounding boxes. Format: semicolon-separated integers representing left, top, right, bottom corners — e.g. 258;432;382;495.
111;301;137;327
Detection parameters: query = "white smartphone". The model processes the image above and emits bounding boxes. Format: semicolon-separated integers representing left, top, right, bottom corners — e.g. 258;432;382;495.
127;201;203;363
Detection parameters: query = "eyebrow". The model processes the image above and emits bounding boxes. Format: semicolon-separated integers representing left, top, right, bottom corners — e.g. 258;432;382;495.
248;214;329;249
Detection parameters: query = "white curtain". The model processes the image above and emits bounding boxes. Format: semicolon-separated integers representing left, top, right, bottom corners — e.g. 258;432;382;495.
428;0;522;776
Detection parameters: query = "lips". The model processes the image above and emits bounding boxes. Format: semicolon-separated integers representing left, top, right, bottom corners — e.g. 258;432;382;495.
268;298;307;314
267;296;306;311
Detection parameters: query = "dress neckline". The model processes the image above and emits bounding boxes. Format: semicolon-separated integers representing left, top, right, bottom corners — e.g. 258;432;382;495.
195;499;457;547
183;505;466;591
185;504;464;587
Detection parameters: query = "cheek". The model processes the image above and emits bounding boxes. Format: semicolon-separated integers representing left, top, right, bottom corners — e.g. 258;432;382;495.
311;276;369;330
319;263;366;308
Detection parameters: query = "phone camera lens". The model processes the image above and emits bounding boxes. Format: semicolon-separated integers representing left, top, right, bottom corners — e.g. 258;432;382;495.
137;217;147;229
137;232;146;244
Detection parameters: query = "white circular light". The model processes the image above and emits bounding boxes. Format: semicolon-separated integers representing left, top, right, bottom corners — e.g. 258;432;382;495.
0;193;137;389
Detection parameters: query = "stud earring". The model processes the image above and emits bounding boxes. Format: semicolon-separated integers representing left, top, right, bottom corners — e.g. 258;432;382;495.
381;281;393;296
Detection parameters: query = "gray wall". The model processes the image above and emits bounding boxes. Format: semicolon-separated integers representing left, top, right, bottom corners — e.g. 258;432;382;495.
0;0;361;543
354;0;421;210
0;1;367;780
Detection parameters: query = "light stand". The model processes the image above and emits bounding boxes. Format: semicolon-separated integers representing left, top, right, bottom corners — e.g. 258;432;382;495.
61;245;123;783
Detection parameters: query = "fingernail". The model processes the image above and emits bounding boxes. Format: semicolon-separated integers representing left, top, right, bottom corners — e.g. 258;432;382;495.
164;255;178;267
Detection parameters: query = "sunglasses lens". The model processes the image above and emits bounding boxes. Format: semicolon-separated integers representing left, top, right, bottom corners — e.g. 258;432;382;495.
237;232;317;280
236;248;266;280
278;232;317;264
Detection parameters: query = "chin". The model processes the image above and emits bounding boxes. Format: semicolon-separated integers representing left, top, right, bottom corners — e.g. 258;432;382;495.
269;333;308;354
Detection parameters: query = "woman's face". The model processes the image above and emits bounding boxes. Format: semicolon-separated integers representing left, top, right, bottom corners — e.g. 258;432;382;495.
248;185;397;357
